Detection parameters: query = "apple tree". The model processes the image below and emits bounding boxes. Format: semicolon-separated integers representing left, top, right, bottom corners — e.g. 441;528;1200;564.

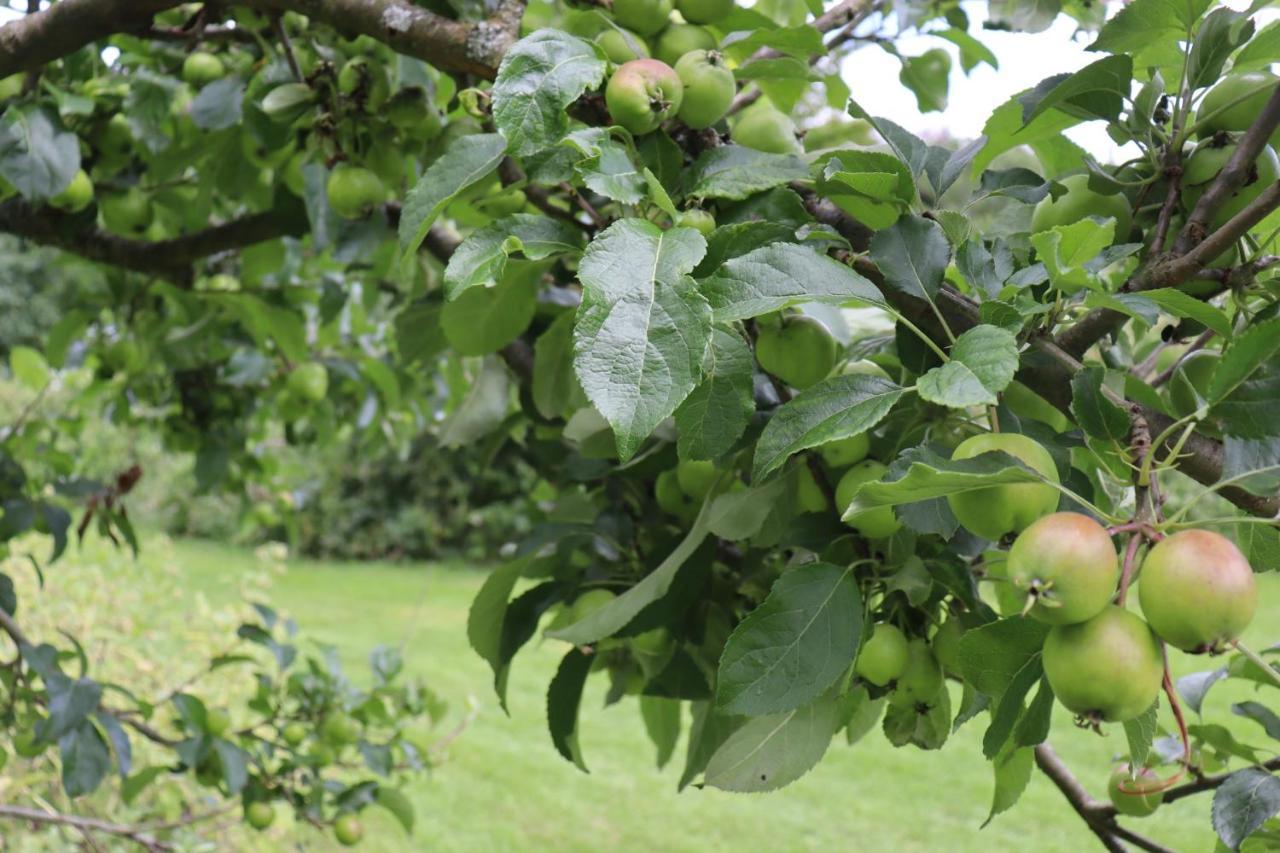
0;0;1279;848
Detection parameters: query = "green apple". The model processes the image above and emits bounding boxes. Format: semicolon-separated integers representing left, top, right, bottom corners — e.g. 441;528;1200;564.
677;208;715;235
596;28;650;64
818;433;870;468
731;102;799;154
755;314;837;389
289;362;330;402
655;24;716;67
676;0;733;24
1182;137;1280;230
946;433;1060;541
1031;174;1133;240
836;460;900;539
182;51;226;86
675;50;735;129
1197;71;1278;137
326;165;386;219
612;0;674;35
99;188;153;236
49;169;94;213
605;59;683;135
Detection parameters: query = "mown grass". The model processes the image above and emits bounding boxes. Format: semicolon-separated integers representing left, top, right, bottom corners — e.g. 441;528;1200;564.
167;537;1280;853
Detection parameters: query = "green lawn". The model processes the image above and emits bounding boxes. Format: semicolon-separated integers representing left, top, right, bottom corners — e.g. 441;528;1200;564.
167;538;1278;851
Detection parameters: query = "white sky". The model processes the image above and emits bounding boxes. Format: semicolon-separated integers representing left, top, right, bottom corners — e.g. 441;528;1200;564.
842;0;1280;162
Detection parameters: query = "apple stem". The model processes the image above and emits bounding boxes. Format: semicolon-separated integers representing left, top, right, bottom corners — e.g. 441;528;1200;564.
1162;646;1192;774
1114;532;1143;606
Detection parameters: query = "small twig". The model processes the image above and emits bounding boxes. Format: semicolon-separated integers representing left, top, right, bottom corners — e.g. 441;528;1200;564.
1149;329;1215;387
560;182;606;229
1163;756;1280;804
1115;532;1143;607
1033;744;1126;853
272;14;304;82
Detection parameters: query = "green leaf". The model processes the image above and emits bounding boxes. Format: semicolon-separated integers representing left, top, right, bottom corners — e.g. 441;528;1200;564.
868;215;950;303
121;766;166;805
918;325;1018;408
1014;677;1054;747
899;49;951;113
976;167;1053;204
989;0;1061;32
845;448;1047;512
982;657;1042;758
985;743;1035;826
934;136;988;198
572;219;710;461
639;696;682;769
9;345;49;390
1121;701;1159;769
935;28;998;73
1187;7;1254;90
1217;370;1280;441
957;617;1051;700
1098;288;1234;340
375;786;415;834
1070;366;1129;441
467;559;527;709
684;146;809;201
675;328;755;461
213;739;249;793
1213;768;1280;850
1209;319;1280;405
679;702;741;791
218;295;308;364
1233;20;1280;73
847;100;930;176
59;722;111;797
532;312;583;420
752;375;904;481
971;94;1083;176
883;688;952;750
491;30;606;157
563;128;646;204
716;563;861;716
439;357;511;448
1234;702;1280;741
0;105;80;202
442;261;539;357
720;26;823;62
444;214;583;300
547;647;594;772
1088;0;1210;58
398;133;507;255
706;476;789;542
702;241;886;323
548;507;711;645
189;77;244;130
1020;55;1133;125
701;240;880;324
703;696;839;793
1029;219;1115;292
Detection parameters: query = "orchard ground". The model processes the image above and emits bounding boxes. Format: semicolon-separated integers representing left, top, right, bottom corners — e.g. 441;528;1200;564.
78;536;1280;851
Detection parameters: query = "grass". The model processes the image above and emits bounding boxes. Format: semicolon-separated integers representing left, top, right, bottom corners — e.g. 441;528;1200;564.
160;537;1280;852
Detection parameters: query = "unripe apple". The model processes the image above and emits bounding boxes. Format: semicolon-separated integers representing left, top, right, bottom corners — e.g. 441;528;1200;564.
1043;606;1163;723
796;464;827;514
1138;529;1257;653
854;623;909;686
836;460;901;539
333;814;364;846
731;102;800;154
888;639;943;707
946;433;1060;541
931;617;965;674
1182;137;1280;230
676;458;719;500
182;51;226;86
99;188;153;236
205;708;232;737
677;208;715;235
611;0;674;36
1031;174;1133;240
326;165;385;219
1006;512;1119;625
386;86;442;140
49;169;94;213
246;801;276;830
1108;764;1164;817
818;433;870;469
676;0;733;24
605;59;683;135
322;713;360;746
1197;72;1278;138
596;28;650;64
289;362;329;402
675;50;735;129
655;24;716;67
754;314;837;389
655;469;698;522
281;721;307;746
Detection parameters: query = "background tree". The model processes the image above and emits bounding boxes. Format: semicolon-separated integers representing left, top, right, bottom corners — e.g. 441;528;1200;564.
0;0;1278;848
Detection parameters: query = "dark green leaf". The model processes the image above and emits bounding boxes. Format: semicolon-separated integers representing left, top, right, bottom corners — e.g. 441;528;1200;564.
703;696;838;792
1020;55;1133;125
0;105;80;201
398;133;507;255
957;617;1051;700
918;325;1018;408
491;30;606;156
444;214;583;300
1213;768;1280;850
59;722;111;797
547;647;593;772
639;696;681;769
684;146;809;201
675;328;755;461
1070;367;1129;441
702;241;885;322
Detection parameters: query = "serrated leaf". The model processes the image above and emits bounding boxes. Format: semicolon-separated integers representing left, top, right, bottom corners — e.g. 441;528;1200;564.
675;328;755;460
716;563;861;716
918;325;1018;408
532;312;583;420
971;95;1083;177
547;647;593;772
639;696;682;768
1070;366;1129;441
398;133;507;255
1088;0;1210;60
1020;55;1133;125
752;375;904;481
868;215;950;303
467;558;527;710
563;128;646;204
703;696;838;792
1209;319;1280;405
444;214;582;300
0;105;80;201
188;76;244;130
573;219;709;461
1213;768;1280;850
1187;7;1254;90
491;30;606;157
548;506;711;645
1030;219;1114;292
957;617;1051;700
985;743;1035;826
1217;370;1280;441
883;689;952;750
1124;702;1159;768
684;146;809;201
847;100;930;176
702;241;886;322
983;656;1042;758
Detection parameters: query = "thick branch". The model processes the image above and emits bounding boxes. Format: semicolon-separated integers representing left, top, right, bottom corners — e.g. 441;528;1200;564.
0;198;306;287
0;0;523;81
1034;745;1127;853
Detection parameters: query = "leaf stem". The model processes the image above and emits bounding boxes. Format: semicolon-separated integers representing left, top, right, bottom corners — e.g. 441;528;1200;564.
1232;640;1280;690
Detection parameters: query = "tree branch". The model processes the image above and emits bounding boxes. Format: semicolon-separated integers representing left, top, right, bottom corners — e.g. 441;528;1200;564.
1174;82;1280;255
1162;756;1280;805
0;803;234;851
1034;744;1127;853
0;0;524;81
